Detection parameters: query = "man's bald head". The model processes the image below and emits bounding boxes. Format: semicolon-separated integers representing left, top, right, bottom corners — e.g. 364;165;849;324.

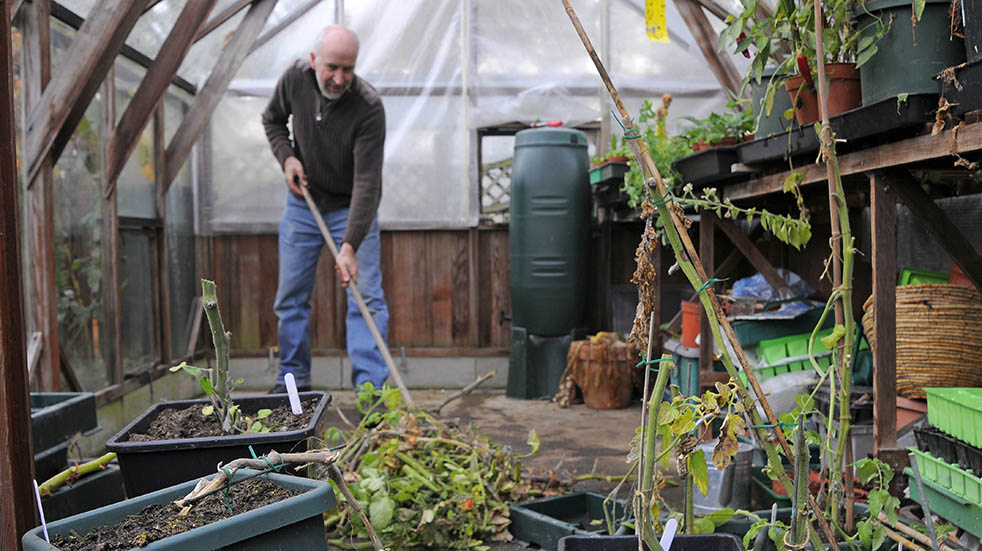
310;26;359;100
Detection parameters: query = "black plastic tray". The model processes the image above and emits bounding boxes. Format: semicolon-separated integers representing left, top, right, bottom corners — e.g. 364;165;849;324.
916;424;982;477
672;145;743;186
34;441;70;482
738;94;937;166
509;492;628;551
558;534;743;551
30;392;98;452
940;59;982;118
105;392;331;496
593;181;631;209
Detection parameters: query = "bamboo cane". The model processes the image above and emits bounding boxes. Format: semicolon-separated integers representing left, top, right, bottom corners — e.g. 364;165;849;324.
558;1;837;547
299;186;415;408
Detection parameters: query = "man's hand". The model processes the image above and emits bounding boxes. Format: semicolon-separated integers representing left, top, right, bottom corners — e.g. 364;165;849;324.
284;156;307;195
336;242;358;288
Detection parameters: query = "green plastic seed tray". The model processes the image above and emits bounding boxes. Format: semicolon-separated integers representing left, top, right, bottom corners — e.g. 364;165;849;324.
910;447;982;507
925;387;982;448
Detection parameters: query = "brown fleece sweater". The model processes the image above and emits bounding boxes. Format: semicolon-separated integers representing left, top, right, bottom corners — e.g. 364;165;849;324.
261;59;385;250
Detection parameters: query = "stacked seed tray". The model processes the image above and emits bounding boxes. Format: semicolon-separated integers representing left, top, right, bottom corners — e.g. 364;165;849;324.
907;387;982;538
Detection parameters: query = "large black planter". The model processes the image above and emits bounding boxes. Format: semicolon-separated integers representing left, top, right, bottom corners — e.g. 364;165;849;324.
22;469;336;550
558;533;743;551
105;392;331;496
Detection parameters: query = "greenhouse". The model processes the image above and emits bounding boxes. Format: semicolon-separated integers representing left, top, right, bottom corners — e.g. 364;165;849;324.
3;0;982;549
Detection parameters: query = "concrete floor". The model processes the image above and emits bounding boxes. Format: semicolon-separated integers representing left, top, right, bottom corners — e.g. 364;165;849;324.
328;388;675;550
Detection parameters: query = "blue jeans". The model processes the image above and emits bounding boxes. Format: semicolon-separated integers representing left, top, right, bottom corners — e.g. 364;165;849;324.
274;193;390;388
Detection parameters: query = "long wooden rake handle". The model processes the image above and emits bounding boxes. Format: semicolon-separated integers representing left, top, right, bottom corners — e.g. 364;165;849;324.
299;186;415;408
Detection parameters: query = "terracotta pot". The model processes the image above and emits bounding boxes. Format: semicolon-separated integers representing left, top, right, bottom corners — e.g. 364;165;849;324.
604;155;630;163
711;136;739;147
692;141;708;152
784;63;861;125
571;342;636;409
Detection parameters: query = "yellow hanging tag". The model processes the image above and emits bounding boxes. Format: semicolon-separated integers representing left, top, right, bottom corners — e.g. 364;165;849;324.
645;0;669;42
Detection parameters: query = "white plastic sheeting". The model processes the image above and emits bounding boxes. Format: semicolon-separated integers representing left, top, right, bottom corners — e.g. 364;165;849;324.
66;0;750;232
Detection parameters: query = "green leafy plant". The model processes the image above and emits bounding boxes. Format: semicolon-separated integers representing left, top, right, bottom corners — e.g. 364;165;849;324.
325;383;538;550
607;94;691;209
168;279;271;434
679;100;754;149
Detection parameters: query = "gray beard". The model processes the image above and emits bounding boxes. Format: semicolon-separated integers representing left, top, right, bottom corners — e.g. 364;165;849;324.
317;79;344;100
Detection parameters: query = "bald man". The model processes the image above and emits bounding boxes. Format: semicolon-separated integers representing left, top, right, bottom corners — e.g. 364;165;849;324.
262;25;389;393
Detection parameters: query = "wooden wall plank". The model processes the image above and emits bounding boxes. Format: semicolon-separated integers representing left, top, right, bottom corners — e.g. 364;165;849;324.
258;235;278;348
430;232;454;347
1;3;40;543
870;172;898;453
236;235;262;349
487;230;511;347
451;232;472;346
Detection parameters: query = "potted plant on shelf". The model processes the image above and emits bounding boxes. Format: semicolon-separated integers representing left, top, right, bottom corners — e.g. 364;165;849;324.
721;0;884;125
605;94;691;210
679;100;754;152
105;279;332;497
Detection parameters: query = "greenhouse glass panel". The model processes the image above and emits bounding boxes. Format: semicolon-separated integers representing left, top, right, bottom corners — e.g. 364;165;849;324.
127;0;182;60
51;79;110;391
177;6;248;84
233;2;335;82
115;58;158;220
164;91;196;360
119;231;159;373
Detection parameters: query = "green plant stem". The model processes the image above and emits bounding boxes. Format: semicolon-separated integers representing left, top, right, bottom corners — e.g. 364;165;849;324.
639;354;673;551
812;0;857;530
560;2;835;547
684;473;694;534
201;279;230;423
38;452;116;496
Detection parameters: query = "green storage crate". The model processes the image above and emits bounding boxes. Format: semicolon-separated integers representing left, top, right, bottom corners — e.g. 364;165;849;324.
907;467;982;538
910;448;982;508
898;268;949;286
588;160;629;186
730;307;833;348
740;329;871;386
664;338;700;397
925;387;982;448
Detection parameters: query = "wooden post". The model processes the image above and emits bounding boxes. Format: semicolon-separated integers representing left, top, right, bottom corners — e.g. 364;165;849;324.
155;108;172;361
2;3;40;547
22;0;61;392
870;172;897;453
102;69;123;386
699;213;715;372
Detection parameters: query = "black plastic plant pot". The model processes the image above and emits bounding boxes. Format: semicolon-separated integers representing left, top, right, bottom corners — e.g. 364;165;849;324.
105;391;331;496
22;469;336;551
34;441;70;482
41;463;126;522
672;146;742;187
940;59;982;118
509;492;628;551
558;533;743;551
31;392;98;452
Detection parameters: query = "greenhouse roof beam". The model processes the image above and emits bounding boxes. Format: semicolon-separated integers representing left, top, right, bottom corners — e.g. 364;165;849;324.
248;0;320;54
49;2;197;95
106;0;217;192
673;0;742;97
22;0;145;186
194;0;253;44
163;0;279;194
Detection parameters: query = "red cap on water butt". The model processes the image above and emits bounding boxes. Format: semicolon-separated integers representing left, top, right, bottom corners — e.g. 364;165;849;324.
547;120;563;127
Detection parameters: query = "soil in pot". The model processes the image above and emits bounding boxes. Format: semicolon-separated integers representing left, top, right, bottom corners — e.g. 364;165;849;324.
50;478;306;551
785;63;861;125
125;396;321;441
